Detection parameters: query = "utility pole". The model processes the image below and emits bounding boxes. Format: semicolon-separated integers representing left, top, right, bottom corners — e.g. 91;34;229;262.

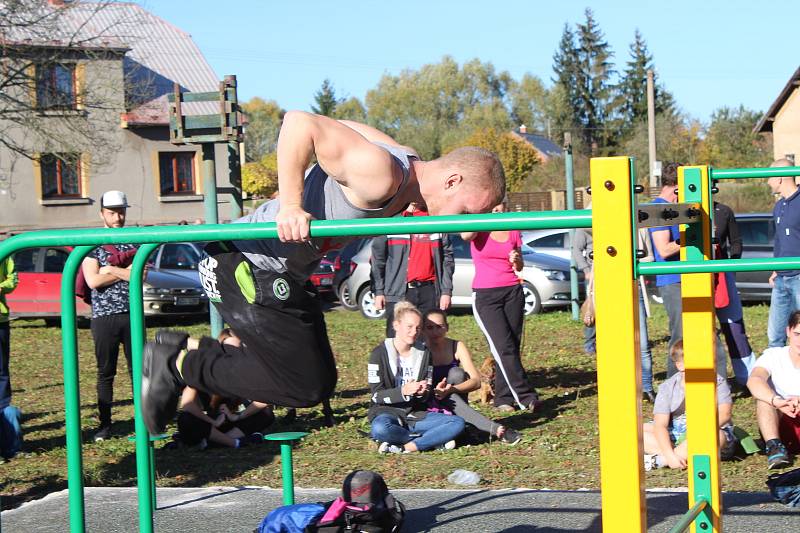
564;132;579;321
646;69;657;189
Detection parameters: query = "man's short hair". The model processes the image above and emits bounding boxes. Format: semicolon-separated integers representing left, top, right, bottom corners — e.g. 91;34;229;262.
439;147;506;206
660;162;682;188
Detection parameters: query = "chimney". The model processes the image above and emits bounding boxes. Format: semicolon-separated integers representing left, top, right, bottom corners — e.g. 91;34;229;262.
519;124;527;134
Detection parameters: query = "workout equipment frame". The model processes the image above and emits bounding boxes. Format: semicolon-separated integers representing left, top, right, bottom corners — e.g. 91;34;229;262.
2;161;799;532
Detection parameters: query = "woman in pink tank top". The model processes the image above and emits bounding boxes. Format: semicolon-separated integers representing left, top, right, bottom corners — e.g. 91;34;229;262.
461;197;540;412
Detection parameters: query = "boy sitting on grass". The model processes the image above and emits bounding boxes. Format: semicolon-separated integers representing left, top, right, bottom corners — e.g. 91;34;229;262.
643;340;735;470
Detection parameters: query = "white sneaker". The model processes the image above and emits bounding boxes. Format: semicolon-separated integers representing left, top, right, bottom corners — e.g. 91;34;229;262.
441;440;457;451
643;454;657;472
378;442;404;454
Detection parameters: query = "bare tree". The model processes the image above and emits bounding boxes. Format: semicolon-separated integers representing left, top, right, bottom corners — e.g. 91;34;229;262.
0;0;151;166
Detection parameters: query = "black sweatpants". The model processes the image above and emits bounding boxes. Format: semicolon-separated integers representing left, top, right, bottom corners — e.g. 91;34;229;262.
91;313;132;427
472;284;538;409
384;283;438;337
187;246;337;408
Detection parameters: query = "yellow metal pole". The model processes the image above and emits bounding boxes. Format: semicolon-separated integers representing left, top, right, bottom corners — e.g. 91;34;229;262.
591;157;646;532
679;165;722;532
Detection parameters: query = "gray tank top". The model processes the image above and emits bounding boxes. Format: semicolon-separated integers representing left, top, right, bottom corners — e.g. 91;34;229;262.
233;142;416;281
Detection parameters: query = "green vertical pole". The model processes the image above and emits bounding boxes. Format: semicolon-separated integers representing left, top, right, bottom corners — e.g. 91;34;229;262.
225;75;243;221
280;443;296;505
61;246;93;533
202;144;223;339
564;134;579;321
130;243;159;533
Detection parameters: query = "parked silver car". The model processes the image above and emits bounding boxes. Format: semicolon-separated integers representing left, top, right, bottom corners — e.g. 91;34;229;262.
143;242;208;316
521;228;573;260
345;235;580;319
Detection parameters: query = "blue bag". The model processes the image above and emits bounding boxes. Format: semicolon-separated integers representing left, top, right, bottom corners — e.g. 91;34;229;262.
256;503;326;533
0;405;23;459
767;467;800;507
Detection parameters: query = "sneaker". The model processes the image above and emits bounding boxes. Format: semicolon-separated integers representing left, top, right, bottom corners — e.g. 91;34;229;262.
495;404;515;413
378;442;404;454
247;432;264;445
766;440;792;470
141;341;184;435
93;425;111;442
499;428;522;446
440;439;457;450
643;454;657;471
155;329;189;350
642;390;656;403
527;400;544;413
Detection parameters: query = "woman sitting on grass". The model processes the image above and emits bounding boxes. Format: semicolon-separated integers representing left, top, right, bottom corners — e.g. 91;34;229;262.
176;329;275;449
367;301;465;454
423;309;521;445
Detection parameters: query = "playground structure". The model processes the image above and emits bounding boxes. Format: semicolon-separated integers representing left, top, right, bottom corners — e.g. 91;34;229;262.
0;159;799;532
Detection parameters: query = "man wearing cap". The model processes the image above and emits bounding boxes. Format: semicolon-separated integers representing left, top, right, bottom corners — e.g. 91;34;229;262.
81;190;138;441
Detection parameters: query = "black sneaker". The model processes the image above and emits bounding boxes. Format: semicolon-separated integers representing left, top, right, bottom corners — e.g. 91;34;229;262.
500;428;522;446
766;440;792;470
93;425;112;442
141;341;184;435
155;329;189;350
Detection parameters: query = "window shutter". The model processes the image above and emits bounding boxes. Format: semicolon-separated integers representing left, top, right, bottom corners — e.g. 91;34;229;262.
75;63;86;110
27;64;37;109
80;153;90;197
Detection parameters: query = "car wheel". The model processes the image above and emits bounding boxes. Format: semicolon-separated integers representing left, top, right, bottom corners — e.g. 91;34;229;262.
338;281;359;311
358;287;385;320
522;282;542;315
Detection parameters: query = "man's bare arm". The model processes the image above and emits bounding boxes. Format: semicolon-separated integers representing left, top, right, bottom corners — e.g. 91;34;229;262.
275;111;404;242
82;258;122;289
651;228;680;258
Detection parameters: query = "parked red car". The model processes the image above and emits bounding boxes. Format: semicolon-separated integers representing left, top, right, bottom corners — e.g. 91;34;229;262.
309;255;336;295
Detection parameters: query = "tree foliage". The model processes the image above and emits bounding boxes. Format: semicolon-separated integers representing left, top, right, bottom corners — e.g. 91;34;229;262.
242;97;283;162
618;30;674;130
699;105;772;168
241;152;278;198
451;128;539;193
366;56;514;159
311;78;339;116
333;96;367;122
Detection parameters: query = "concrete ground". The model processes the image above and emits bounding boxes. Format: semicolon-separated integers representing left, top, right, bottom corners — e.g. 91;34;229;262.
2;486;799;532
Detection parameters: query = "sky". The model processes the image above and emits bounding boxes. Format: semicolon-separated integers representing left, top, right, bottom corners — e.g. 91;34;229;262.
137;0;798;124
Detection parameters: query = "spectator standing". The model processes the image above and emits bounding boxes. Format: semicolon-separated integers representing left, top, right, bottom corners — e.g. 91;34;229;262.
766;159;800;348
648;163;727;378
713;201;756;385
81;191;137;441
371;203;454;337
573;228;656;402
0;256;18;415
462;197;539;412
747;310;800;469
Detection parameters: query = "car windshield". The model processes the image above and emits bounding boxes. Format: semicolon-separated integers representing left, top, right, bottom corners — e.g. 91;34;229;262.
158;243;201;270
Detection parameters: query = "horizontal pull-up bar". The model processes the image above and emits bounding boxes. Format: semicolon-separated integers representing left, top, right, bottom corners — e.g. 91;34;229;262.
638;256;800;276
710;166;800;180
0;210;593;264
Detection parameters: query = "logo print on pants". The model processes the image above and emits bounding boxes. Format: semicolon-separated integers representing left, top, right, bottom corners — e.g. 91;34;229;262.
273;278;290;300
198;256;221;302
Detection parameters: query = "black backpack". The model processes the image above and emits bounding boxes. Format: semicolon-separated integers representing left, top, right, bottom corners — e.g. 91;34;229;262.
308;470;405;532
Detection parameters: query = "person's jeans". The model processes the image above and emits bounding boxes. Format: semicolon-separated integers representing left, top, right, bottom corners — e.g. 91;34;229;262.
370;412;465;451
584;291;653;393
0;322;10;410
768;273;800;348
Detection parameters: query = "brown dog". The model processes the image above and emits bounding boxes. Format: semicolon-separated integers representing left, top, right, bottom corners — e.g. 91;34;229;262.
478;357;496;404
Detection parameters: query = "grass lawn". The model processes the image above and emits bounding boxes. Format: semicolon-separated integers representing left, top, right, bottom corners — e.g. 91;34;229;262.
1;302;778;510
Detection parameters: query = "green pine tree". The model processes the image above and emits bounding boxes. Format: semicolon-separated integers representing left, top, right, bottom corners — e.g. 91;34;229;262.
311;78;339;116
618;30;675;133
551;23;580;136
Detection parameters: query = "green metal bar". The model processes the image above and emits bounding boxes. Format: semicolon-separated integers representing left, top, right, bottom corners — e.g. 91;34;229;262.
129;243;159;533
280;443;295;505
710;166;800;180
0;211;593;264
564;138;579;321
61;246;93;533
638;256;800;276
169;114;229;131
201;144;223;339
667;498;708;533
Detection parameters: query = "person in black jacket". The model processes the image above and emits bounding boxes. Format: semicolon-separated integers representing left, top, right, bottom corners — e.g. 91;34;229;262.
367;301;465;453
713;201;756;386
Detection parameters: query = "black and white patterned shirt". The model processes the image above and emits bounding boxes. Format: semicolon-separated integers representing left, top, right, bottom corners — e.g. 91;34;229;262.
89;245;136;318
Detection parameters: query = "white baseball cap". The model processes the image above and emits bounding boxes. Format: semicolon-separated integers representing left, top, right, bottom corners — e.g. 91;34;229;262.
100;190;129;209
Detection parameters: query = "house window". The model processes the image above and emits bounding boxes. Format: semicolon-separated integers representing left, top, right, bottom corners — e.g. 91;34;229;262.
41;153;81;198
36;63;76;110
159;152;195;195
